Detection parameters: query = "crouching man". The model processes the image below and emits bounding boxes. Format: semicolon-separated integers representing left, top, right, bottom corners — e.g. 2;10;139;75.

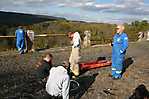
45;61;70;99
36;53;53;82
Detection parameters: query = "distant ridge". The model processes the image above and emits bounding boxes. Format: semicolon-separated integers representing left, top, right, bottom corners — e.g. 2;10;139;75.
0;11;66;25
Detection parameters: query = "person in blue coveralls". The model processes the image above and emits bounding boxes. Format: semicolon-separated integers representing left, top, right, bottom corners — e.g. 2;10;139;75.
111;24;128;79
15;26;25;54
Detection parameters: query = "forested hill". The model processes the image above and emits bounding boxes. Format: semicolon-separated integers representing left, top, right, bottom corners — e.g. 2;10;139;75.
0;11;65;25
0;11;149;50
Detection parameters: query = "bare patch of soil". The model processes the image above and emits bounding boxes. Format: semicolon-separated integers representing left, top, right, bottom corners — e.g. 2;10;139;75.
0;41;149;99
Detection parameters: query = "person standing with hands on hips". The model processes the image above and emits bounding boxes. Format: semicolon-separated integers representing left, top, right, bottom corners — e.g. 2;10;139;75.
111;24;128;79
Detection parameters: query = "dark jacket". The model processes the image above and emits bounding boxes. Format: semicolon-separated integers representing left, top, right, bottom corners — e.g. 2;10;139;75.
36;60;52;80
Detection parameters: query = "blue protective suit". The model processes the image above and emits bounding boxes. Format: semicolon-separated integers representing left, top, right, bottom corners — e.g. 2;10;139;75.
112;32;128;78
15;28;25;53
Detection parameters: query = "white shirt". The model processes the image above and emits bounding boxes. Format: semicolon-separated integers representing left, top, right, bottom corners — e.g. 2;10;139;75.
72;32;81;48
46;66;70;99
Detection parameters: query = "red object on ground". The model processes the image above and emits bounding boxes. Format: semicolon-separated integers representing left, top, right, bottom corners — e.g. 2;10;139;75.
79;60;111;70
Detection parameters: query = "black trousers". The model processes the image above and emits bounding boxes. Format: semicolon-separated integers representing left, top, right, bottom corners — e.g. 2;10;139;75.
49;96;62;99
44;94;62;99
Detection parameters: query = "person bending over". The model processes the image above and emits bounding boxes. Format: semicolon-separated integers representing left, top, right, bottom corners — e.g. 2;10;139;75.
46;61;70;99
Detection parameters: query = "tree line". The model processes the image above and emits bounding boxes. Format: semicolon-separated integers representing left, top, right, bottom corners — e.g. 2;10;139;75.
0;20;149;50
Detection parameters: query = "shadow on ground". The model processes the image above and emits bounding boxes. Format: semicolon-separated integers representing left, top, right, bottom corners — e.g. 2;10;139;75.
70;73;98;99
122;57;134;75
35;48;49;52
129;84;149;99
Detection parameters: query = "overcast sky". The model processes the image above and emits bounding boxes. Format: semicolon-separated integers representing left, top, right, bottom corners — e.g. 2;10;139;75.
0;0;149;23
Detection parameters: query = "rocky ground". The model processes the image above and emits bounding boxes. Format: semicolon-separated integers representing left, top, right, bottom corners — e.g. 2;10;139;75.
0;41;149;99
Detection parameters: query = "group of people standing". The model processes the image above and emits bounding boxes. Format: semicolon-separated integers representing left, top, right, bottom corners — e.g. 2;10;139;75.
68;24;129;80
15;26;35;54
17;24;128;99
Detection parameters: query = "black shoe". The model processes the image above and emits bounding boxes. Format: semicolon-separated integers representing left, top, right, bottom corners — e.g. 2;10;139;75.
112;78;119;80
112;77;121;80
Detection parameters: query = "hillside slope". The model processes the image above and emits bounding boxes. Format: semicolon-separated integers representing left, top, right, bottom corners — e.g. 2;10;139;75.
0;11;65;25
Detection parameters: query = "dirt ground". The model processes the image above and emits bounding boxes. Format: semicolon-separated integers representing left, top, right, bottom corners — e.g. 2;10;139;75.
0;41;149;99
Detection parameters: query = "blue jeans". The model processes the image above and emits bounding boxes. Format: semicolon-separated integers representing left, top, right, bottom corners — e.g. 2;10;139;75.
16;39;25;53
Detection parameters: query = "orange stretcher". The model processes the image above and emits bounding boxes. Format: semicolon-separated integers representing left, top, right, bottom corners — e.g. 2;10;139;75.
79;60;111;70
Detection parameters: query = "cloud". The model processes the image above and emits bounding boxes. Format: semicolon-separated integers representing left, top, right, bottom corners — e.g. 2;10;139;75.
80;0;149;16
1;0;149;16
0;0;149;23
